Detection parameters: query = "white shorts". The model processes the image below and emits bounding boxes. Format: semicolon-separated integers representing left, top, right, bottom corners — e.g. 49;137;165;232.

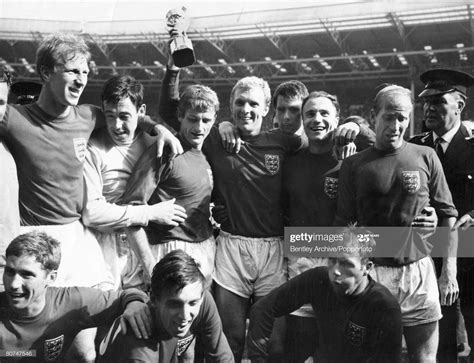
149;236;216;286
20;221;110;288
214;231;286;298
93;230;145;291
370;256;442;327
287;256;328;317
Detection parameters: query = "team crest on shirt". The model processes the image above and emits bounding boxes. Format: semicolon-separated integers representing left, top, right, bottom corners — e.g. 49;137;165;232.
73;137;87;163
345;321;366;347
264;154;280;175
324;177;339;199
44;335;64;361
176;334;195;356
401;171;420;194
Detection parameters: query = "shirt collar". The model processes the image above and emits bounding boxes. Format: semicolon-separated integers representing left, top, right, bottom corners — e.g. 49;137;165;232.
433;123;460;146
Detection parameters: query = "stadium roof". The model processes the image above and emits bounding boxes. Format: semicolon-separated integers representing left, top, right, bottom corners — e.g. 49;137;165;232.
0;0;473;90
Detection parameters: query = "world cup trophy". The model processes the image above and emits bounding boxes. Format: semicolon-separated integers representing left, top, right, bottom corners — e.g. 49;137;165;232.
165;7;195;67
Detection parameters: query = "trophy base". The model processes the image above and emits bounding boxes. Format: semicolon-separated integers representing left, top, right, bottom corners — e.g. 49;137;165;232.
173;48;195;68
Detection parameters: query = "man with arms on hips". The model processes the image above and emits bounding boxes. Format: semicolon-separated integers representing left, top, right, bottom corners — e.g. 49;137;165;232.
0;231;151;362
247;227;402;363
0;33;180;361
335;84;459;362
102;249;233;363
82;75;187;291
410;68;474;361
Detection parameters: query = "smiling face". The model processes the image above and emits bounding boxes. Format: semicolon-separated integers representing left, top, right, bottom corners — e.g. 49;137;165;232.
275;95;303;135
231;87;269;137
153;280;204;338
328;255;370;297
3;255;56;317
302;96;339;143
373;92;412;151
103;97;145;145
43;55;89;108
422;92;463;136
179;108;216;149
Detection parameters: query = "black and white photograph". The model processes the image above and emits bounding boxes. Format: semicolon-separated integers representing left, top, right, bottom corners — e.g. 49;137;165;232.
0;0;474;362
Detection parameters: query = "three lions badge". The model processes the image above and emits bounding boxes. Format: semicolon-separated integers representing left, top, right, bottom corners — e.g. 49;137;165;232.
264;154;280;175
44;335;64;361
345;321;366;347
324;177;339;199
401;171;420;194
73;138;87;163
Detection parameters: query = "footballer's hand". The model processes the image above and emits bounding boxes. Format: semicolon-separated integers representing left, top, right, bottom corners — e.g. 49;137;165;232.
412;206;438;239
212;204;229;224
453;213;474;231
167;29;181;70
149;198;187;226
121;301;153;339
153;124;183;159
334;122;360;147
219;121;241;153
438;274;459;306
335;142;356;160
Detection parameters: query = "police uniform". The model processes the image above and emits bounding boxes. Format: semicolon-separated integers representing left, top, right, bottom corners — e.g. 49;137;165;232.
410;68;474;361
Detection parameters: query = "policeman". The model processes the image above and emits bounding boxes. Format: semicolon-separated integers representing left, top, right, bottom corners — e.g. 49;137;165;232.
410;68;474;362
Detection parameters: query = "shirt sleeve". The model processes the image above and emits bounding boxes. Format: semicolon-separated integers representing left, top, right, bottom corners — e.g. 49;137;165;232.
354;124;375;151
0;104;13;140
247;269;320;360
90;104;106;130
194;291;234;362
104;326;158;363
334;157;357;226
119;142;169;207
281;161;291;226
283;132;304;154
158;67;181;133
71;287;148;329
82;142;150;231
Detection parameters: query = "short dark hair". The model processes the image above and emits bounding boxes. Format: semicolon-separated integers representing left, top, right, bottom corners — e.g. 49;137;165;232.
177;84;219;118
6;231;61;272
0;66;12;86
272;80;309;108
36;33;91;81
101;75;144;109
302;91;341;117
151;250;205;300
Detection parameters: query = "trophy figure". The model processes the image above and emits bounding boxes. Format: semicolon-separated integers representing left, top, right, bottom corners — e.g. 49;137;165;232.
165;7;195;67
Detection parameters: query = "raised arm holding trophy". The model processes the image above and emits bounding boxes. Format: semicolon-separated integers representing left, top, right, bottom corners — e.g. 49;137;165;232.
166;6;195;67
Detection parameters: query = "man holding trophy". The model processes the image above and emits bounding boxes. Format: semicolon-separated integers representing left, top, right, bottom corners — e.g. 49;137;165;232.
166;7;195;68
